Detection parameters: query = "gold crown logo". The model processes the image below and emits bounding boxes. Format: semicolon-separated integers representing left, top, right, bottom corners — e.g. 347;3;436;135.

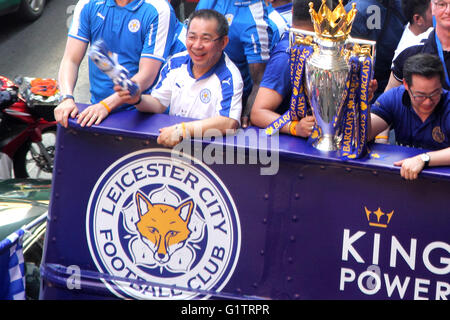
309;0;358;42
364;207;394;228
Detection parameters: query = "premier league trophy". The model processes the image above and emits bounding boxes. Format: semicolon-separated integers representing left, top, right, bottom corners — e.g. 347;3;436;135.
265;0;376;160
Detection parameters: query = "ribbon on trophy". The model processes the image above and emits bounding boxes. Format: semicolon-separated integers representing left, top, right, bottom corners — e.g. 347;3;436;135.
264;38;314;136
264;39;373;160
357;54;372;158
339;53;372;160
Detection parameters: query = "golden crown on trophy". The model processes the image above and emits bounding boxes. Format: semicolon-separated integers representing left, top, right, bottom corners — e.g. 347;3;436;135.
309;0;358;41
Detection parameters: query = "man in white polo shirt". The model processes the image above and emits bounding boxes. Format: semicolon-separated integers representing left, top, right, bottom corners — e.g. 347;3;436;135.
118;9;243;147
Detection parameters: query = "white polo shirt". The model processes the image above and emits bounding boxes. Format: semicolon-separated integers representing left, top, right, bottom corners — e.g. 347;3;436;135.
151;51;243;123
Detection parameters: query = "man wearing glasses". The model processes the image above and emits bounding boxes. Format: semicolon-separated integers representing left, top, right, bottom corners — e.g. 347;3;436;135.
369;54;450;180
117;9;243;147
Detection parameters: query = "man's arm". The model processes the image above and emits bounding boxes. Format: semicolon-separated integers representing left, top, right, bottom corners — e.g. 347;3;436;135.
76;58;163;127
384;71;402;93
132;58;162;94
368;112;390;141
134;93;167;114
394;147;450;180
251;87;315;137
54;37;88;128
251;87;283;127
373;73;402;143
157;116;239;147
241;62;266;128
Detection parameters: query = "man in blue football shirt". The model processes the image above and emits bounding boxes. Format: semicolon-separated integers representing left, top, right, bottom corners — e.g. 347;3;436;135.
268;0;293;25
195;0;287;127
55;0;181;128
251;0;320;137
369;54;450;180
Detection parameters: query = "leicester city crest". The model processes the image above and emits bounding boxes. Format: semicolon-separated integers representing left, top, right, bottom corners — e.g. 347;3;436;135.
86;149;241;299
199;88;211;104
128;19;140;33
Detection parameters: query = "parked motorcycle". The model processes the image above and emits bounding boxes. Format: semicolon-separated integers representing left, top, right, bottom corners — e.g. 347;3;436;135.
0;75;57;179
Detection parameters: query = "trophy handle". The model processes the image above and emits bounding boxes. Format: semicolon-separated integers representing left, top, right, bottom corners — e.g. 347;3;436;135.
347;36;377;79
289;27;377;79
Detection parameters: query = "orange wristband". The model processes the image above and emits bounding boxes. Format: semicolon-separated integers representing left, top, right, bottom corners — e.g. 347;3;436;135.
181;122;187;138
100;100;111;113
289;120;299;136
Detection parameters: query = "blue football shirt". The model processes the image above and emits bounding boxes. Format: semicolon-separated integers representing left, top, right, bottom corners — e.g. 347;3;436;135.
69;0;178;104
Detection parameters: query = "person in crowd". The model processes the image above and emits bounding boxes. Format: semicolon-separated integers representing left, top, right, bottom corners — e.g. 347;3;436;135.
345;0;406;101
169;19;188;58
251;0;321;137
392;0;433;62
267;1;291;39
386;0;450;92
378;0;449;144
116;9;243;148
195;0;288;127
54;0;182;128
268;0;293;25
369;54;450;180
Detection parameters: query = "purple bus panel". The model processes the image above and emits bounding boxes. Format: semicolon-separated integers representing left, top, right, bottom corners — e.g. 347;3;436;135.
40;105;450;300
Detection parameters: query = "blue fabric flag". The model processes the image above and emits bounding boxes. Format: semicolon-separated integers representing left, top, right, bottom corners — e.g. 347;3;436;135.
0;228;26;300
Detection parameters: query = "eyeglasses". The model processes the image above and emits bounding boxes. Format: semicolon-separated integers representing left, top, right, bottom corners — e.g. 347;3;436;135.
186;35;223;45
408;88;442;103
434;1;450;11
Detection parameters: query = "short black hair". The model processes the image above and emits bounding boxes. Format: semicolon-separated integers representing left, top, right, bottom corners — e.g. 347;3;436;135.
401;0;430;24
403;53;445;86
293;0;323;23
187;9;229;38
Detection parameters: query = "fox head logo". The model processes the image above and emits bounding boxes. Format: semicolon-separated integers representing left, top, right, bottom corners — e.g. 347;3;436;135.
135;191;194;264
87;150;240;299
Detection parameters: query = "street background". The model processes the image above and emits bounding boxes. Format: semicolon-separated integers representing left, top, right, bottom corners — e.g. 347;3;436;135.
0;0;90;103
0;0;197;105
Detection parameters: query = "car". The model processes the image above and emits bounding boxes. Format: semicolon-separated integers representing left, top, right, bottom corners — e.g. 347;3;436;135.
0;0;46;21
0;178;50;299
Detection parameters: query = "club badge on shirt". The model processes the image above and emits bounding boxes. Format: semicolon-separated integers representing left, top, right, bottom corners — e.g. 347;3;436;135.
432;126;445;143
200;88;211;104
128;19;140;33
225;14;234;26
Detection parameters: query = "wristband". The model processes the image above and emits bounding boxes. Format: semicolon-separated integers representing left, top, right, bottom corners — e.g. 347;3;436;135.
289;120;299;136
375;135;388;140
100;100;111;113
135;95;142;105
181;122;187;139
59;94;74;103
172;124;183;142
